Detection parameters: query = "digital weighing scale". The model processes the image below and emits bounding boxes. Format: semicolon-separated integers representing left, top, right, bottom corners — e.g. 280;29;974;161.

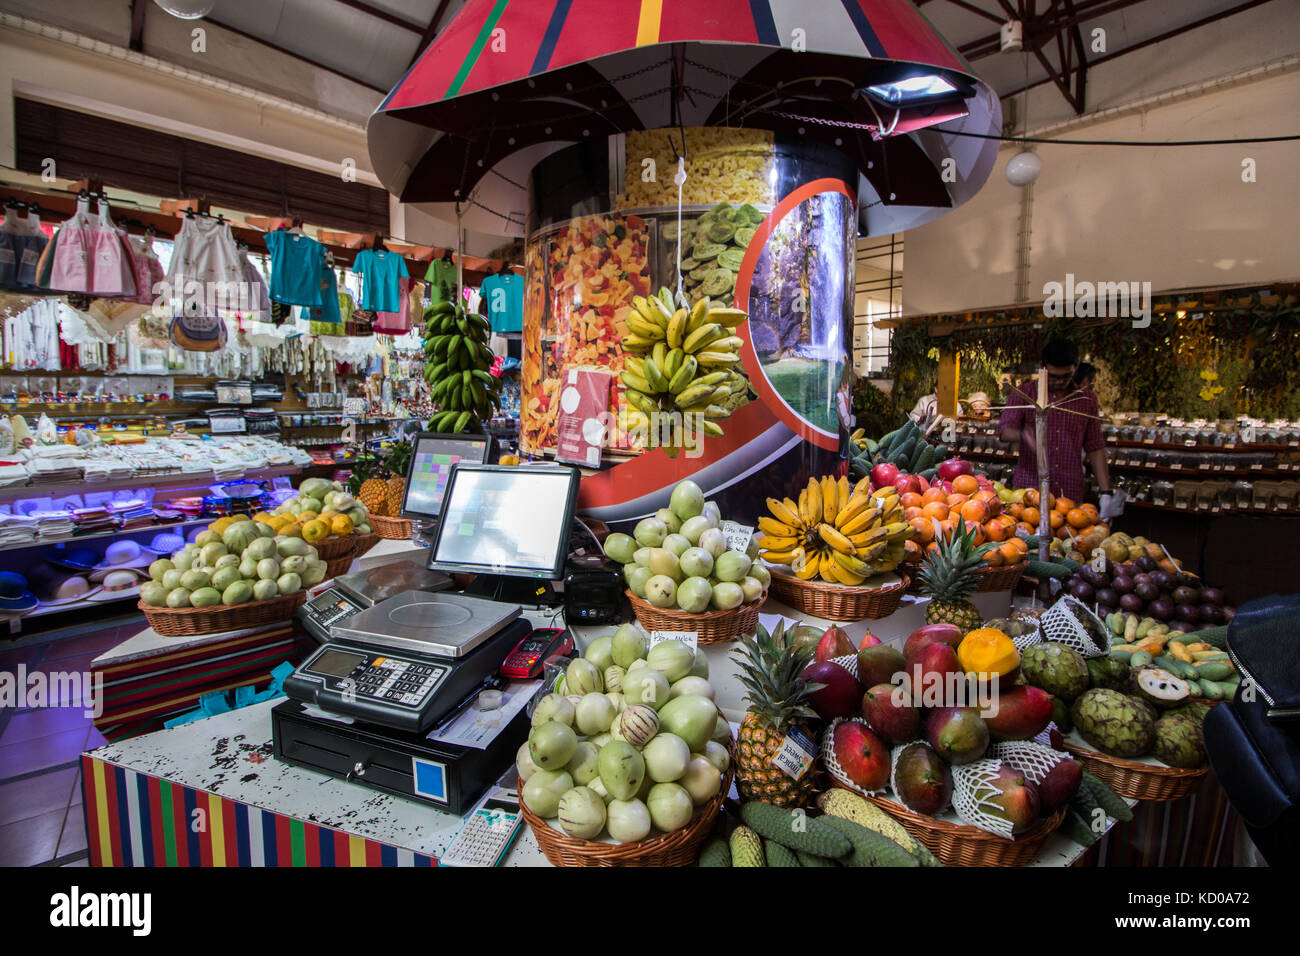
285;590;528;733
276;590;534;814
297;560;452;644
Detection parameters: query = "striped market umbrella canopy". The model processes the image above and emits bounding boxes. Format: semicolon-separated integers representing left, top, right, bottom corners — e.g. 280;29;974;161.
368;0;1002;237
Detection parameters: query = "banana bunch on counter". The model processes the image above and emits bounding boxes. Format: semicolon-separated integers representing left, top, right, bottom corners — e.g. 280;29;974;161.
758;477;914;586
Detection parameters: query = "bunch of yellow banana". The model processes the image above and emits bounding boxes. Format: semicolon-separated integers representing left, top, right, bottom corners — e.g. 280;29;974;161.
849;428;868;451
620;287;750;444
757;475;914;586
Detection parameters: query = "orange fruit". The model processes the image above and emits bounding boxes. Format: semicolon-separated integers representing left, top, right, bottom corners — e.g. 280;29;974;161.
1018;521;1036;535
965;521;986;546
1047;493;1058;512
959;499;988;523
1008;502;1024;520
951;474;979;496
1081;503;1100;523
1066;507;1089;529
1009;537;1029;553
900;492;924;510
1021;507;1041;527
909;516;935;544
926;541;940;555
1023;489;1039;508
946;493;970;509
1049;510;1066;530
983;520;1007;543
904;506;924;521
922;488;947;505
984;548;1004;567
921;501;949;521
999;541;1022;564
1055;496;1075;515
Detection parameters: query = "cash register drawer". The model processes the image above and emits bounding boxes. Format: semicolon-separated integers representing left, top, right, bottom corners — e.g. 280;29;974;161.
271;700;528;817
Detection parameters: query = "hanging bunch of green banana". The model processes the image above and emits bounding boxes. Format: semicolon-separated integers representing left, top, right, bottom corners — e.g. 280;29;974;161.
422;300;501;434
620;287;749;449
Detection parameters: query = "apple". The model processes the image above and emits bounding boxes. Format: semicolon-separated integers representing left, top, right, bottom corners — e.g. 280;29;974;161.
892;473;923;496
814;626;855;663
903;624;964;663
869;462;900;492
916;475;931;494
937;457;975;482
831;720;891;792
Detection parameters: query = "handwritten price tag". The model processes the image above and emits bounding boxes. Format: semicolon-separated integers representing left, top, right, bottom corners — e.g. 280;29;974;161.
719;520;754;554
648;631;698;652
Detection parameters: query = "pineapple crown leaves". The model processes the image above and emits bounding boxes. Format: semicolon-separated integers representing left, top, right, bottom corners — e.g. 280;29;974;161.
919;519;997;600
385;439;413;479
732;622;823;727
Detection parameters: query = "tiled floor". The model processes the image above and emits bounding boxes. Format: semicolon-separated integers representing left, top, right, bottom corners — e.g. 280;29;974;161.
0;616;136;867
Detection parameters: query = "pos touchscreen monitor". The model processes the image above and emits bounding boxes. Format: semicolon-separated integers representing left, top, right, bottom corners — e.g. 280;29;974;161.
399;432;492;520
428;464;580;598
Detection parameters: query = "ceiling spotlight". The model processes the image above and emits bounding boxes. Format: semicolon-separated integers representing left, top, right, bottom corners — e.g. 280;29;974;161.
153;0;214;19
1005;149;1042;187
1000;21;1023;53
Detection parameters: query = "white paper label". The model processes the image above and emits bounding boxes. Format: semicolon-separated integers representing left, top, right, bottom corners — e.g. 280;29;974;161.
719;520;754;554
1251;463;1263;470
772;726;816;782
648;630;698;652
1170;463;1182;470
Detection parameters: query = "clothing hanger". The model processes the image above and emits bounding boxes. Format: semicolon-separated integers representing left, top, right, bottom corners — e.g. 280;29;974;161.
441;248;453;263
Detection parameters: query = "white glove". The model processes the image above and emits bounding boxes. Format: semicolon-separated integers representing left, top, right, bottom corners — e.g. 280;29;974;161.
1099;490;1126;521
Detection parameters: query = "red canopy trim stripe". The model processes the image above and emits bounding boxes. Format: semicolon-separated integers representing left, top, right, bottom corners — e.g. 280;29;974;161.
380;0;977;114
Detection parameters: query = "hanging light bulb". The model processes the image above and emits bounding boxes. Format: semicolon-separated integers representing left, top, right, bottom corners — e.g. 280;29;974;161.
153;0;214;19
1006;150;1042;186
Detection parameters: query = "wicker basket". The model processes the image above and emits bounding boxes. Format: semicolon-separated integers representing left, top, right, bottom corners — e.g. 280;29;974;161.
521;742;734;866
368;512;413;540
138;591;308;637
860;790;1067;866
625;590;764;645
975;561;1027;592
310;534;359;561
324;554;355;581
352;533;379;559
767;567;908;622
1061;736;1209;801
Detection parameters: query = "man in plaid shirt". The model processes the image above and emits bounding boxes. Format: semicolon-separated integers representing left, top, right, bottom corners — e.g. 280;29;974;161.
999;339;1117;514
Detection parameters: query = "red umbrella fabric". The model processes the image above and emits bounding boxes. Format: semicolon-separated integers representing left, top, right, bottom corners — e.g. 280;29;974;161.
368;0;1001;236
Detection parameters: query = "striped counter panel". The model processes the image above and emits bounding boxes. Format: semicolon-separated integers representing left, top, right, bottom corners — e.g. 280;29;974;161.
81;755;437;867
92;626;299;741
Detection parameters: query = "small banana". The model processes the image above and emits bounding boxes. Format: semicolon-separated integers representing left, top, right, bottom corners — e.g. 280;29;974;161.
818;522;857;556
683;323;726;353
767;497;802;528
758;515;798;537
821;476;840;525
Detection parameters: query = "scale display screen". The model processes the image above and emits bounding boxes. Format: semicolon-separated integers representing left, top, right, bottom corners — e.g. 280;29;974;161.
310;649;366;678
430;465;579;580
401;433;492;519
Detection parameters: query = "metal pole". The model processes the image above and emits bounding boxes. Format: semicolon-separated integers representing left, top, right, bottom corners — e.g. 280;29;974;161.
1036;368;1052;601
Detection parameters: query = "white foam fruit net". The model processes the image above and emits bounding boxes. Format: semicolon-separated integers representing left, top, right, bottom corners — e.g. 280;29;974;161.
1038;595;1110;658
888;740;951;815
950;759;1018;840
986;741;1070;786
820;718;890;797
1010;621;1043;653
830;654;858;679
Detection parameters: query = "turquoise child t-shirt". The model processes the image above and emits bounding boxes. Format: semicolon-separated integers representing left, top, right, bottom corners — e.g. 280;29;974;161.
354;249;409;313
481;272;523;333
264;230;325;307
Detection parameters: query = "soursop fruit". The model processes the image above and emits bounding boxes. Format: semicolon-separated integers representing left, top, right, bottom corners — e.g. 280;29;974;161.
1087;657;1130;692
1152;714;1207;769
1125;695;1159;724
1021;642;1091;703
1129;665;1191;710
1071;688;1155;758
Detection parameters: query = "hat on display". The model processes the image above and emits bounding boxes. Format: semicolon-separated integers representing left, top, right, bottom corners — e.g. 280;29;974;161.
34;573;100;607
45;545;101;572
0;571;38;612
90;540;153;580
86;569;141;601
145;531;186;556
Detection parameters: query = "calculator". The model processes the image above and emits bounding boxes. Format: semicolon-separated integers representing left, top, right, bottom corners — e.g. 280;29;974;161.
500;628;574;680
439;787;523;867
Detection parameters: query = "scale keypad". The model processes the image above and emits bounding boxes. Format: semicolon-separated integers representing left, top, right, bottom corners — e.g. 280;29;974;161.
345;657;446;707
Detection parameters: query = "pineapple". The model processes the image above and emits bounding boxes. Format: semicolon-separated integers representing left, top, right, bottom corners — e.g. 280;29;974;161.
385;475;405;515
732;621;822;807
918;521;996;633
359;478;390;517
